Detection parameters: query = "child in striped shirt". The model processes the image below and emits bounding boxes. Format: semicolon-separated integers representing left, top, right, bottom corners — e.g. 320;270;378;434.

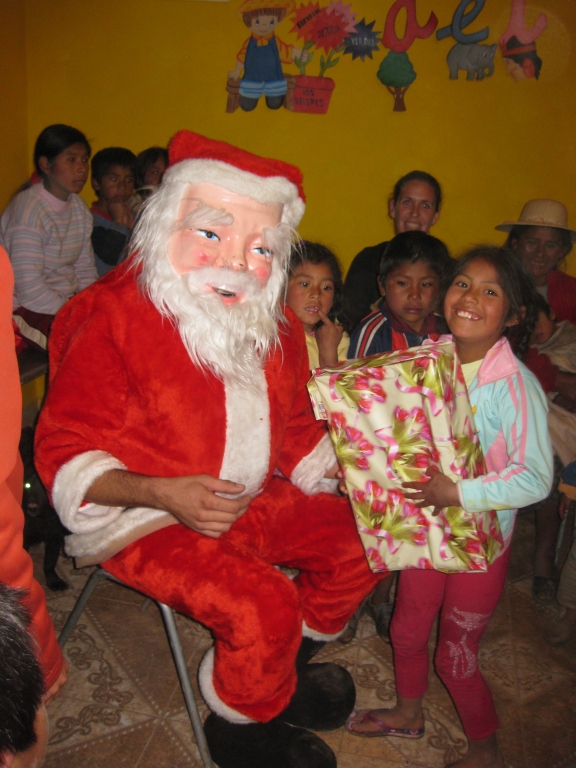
0;124;97;351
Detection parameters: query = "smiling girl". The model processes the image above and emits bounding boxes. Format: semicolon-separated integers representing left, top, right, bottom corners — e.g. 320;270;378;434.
287;241;350;369
346;247;553;768
1;124;97;351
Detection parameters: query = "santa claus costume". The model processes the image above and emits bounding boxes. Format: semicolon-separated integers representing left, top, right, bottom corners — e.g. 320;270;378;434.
35;131;381;767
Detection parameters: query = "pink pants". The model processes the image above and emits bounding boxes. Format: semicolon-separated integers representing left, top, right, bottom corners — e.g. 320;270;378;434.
390;546;511;740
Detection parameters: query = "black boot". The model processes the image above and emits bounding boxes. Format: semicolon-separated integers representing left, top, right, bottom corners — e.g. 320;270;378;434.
295;636;325;669
204;713;336;768
239;95;259;111
279;662;356;731
265;95;284;109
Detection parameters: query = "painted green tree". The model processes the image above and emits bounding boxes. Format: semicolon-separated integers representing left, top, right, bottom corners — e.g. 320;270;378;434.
377;51;417;112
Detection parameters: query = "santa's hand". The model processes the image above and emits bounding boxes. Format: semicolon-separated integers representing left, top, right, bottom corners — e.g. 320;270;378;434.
402;467;459;516
153;475;250;538
316;309;344;368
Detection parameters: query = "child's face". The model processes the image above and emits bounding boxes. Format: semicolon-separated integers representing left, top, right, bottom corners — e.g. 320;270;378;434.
92;165;135;204
444;258;512;363
40;142;89;201
143;158;166;188
287;262;335;333
381;260;439;333
250;14;277;36
531;310;556;345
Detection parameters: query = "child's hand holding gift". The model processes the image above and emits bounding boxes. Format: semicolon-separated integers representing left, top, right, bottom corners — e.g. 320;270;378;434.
402;467;459;516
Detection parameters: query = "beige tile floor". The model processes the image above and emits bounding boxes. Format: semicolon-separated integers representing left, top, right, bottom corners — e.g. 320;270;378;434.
34;509;576;768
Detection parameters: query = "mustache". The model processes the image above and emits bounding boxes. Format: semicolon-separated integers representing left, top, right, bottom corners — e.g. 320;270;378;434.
183;267;262;301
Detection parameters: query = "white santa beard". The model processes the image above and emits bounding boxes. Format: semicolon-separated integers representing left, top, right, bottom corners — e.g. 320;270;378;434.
145;263;284;390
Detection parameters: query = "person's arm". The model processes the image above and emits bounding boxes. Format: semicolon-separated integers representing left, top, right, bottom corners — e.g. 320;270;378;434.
315;309;345;368
458;373;553;512
275;311;338;492
5;225;68;312
73;212;99;291
86;469;250;538
524;346;576;411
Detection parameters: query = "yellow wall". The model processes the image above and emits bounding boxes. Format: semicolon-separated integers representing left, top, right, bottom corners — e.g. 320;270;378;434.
0;0;28;211
9;0;576;273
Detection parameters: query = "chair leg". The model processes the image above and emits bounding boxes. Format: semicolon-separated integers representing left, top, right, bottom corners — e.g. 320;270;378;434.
59;568;109;648
158;603;213;768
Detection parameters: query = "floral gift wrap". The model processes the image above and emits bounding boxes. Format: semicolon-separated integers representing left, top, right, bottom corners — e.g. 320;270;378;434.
307;341;503;573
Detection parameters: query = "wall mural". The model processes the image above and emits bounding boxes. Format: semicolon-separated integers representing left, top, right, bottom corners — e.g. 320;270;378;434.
225;0;549;114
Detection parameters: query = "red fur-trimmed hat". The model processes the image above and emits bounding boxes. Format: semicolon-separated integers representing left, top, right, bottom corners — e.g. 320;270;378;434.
166;130;306;229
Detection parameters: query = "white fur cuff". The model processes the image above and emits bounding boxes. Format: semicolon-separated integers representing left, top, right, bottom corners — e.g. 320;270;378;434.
52;451;127;534
198;648;254;724
290;434;338;496
302;619;344;642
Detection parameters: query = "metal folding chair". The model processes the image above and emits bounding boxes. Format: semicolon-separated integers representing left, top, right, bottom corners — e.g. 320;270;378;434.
59;567;213;767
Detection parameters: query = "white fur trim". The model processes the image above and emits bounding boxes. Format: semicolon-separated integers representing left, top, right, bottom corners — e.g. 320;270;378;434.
198;647;255;724
302;620;344;642
290;434;338;496
220;374;270;496
64;507;173;560
165;159;305;229
52;451;127;534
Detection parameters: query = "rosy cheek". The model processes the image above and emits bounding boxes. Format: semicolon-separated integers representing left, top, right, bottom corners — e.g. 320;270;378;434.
252;264;272;283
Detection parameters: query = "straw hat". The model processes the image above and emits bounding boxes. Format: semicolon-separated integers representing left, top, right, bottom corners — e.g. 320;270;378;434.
495;199;576;242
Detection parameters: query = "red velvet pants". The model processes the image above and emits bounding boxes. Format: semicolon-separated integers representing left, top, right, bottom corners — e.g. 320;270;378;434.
103;477;379;723
390;546;511;740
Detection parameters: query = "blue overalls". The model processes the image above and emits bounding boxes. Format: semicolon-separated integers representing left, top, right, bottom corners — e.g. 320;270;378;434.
239;35;288;100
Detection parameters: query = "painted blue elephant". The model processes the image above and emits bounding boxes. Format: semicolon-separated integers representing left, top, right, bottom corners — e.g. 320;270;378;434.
447;43;497;80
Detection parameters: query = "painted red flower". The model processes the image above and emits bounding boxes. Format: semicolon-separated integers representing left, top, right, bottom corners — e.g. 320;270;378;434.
366;367;385;380
309;6;350;54
345;426;362;442
352;489;365;503
358;398;373;414
356;456;370;470
418;557;434;570
394;406;409;421
370;383;386;401
371;499;387;514
366;480;384;497
330;412;346;429
412;531;427;546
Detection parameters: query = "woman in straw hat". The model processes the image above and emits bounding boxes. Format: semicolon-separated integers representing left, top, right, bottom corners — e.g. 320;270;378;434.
496;199;576;325
497;199;576;606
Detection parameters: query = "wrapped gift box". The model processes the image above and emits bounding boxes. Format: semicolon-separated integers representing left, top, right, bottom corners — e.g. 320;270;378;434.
307;341;503;573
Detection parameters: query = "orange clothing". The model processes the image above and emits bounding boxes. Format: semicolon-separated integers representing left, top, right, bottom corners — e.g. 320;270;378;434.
0;246;63;690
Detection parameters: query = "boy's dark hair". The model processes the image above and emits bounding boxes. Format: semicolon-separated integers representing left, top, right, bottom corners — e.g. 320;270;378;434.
135;146;169;189
34;124;91;178
289;241;352;333
391;171;442;211
504;225;573;260
449;246;539;359
379;231;453;285
91;147;137;185
533;292;553;319
242;7;287;27
0;583;44;758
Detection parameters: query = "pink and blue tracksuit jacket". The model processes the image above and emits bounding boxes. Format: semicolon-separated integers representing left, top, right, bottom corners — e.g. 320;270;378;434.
456;336;553;544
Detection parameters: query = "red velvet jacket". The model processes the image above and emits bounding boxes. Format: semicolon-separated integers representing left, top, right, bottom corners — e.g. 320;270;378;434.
35;264;334;563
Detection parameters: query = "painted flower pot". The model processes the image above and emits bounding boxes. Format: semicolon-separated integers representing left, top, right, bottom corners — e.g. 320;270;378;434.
291;76;335;114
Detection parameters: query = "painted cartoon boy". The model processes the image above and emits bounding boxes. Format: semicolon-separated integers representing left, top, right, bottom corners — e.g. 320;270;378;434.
229;0;307;111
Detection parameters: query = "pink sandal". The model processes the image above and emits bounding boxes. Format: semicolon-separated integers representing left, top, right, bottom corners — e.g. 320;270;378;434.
345;709;425;739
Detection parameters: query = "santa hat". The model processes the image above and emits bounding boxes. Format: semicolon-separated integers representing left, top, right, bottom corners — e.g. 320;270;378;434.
165;130;306;229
